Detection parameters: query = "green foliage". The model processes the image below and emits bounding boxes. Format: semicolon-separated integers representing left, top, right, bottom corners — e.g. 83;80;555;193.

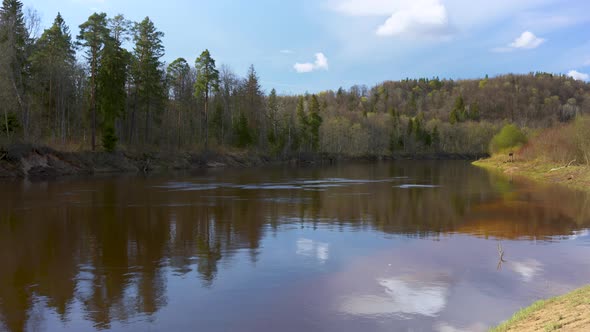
234;112;253;148
490;124;528;153
469;103;480;121
98;36;128;124
133;16;166;142
1;112;20;135
101;123;118;152
210;102;223;143
308;94;322;152
0;0;29;78
194;49;219;99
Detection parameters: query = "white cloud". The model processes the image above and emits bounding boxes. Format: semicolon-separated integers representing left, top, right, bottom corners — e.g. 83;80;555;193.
492;31;545;52
376;1;449;37
280;49;294;54
509;31;545;49
294;53;329;73
330;0;450;38
568;70;590;81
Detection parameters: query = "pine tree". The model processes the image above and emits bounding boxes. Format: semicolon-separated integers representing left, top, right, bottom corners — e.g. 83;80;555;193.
268;88;279;141
98;35;128;151
0;0;29;137
308;94;322;152
133;16;165;145
78;12;109;150
453;95;466;122
244;64;263;143
30;13;76;141
194;49;219;150
296;96;307;151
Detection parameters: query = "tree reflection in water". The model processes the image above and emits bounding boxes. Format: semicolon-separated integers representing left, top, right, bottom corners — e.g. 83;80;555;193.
0;161;589;331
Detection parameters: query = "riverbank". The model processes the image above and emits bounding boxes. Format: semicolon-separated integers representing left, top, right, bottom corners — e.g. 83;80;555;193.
475;156;590;331
0;144;484;180
473;155;590;193
490;286;590;332
0;144;285;180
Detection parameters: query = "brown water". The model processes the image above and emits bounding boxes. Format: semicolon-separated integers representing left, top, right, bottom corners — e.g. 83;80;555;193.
1;161;590;332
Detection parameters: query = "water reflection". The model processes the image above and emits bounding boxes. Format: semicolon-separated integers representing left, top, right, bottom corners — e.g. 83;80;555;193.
0;161;589;331
340;277;449;317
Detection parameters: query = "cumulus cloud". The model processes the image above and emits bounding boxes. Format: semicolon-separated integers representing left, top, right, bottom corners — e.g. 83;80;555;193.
376;1;449;37
492;31;545;52
294;53;329;73
509;31;545;49
568;70;590;81
330;0;450;38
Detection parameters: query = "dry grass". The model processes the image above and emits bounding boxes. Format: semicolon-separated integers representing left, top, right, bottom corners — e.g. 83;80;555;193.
490;286;590;332
473;155;590;193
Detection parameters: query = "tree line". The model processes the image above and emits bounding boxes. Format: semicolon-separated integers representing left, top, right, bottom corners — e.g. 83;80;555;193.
1;0;589;156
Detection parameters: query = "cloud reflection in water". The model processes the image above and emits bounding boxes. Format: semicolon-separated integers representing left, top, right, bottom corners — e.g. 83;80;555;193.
340;278;448;317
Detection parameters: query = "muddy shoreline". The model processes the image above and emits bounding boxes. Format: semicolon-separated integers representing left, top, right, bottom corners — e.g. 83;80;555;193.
0;144;485;181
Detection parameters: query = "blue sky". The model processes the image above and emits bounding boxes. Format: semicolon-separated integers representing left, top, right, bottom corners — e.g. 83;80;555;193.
24;0;590;94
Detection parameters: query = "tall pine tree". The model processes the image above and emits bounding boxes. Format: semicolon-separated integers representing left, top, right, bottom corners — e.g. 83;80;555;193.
133;16;165;145
78;12;109;150
194;49;219;150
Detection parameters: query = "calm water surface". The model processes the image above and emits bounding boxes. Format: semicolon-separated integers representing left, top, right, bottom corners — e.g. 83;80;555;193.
1;161;590;332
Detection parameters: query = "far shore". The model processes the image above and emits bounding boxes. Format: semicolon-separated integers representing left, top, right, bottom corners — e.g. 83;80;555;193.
0;143;485;181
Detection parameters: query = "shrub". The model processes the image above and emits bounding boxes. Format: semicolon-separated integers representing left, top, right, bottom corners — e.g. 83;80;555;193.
574;116;590;165
518;116;590;165
490;124;527;153
102;125;118;152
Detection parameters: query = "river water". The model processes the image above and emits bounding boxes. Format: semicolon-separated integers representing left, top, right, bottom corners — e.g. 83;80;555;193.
1;161;589;332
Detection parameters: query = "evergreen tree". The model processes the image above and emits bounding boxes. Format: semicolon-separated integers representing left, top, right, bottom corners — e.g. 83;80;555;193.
296;96;307;150
194;49;219;150
30;13;76;141
78;12;109;150
0;0;29;137
308;94;322;152
453;95;466;122
98;35;128;151
133;16;165;144
267;88;279;142
244;64;263;143
234;112;252;148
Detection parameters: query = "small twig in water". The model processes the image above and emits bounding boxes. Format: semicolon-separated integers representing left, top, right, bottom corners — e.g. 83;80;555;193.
497;243;507;271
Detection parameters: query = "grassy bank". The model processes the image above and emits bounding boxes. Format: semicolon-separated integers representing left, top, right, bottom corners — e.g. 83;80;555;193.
473;155;590;193
475;155;590;331
490;286;590;332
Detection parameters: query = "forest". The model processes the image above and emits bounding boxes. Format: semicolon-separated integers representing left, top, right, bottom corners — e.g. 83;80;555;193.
1;0;590;158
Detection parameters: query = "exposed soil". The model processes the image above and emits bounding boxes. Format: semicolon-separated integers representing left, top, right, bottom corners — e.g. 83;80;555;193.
492;286;590;332
473;156;590;193
0;144;483;181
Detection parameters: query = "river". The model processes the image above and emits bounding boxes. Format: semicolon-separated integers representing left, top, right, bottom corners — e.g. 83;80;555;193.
1;161;589;332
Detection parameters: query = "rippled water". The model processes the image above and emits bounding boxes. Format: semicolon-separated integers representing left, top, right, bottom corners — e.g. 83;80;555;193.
1;161;590;332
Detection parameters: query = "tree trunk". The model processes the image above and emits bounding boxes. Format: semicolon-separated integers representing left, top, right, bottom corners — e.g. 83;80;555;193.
145;101;150;145
3;109;9;139
91;58;97;151
204;92;209;151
